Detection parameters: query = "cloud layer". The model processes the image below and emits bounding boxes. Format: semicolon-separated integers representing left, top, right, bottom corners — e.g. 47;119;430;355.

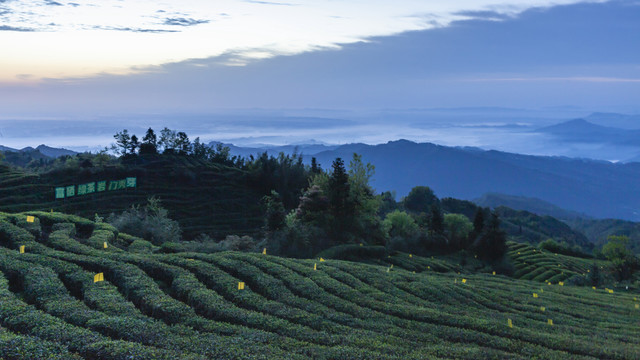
0;0;609;81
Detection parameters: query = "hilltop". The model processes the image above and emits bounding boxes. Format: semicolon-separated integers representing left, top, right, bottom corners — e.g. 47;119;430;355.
0;211;638;359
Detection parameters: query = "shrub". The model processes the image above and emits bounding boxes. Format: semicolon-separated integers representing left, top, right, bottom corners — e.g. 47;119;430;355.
108;197;181;245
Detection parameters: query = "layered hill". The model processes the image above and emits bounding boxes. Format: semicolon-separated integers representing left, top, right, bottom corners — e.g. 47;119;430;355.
0;211;639;359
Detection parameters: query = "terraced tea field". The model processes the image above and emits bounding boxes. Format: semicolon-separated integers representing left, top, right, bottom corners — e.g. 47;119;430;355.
0;211;639;359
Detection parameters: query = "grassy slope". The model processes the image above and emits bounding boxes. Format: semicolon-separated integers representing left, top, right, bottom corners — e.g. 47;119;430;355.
0;211;638;359
0;155;264;239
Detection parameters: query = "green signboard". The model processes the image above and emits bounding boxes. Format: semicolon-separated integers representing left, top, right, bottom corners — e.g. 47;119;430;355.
55;187;65;199
54;177;136;199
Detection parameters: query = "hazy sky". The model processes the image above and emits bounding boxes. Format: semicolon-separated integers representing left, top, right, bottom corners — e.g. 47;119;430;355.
0;0;638;115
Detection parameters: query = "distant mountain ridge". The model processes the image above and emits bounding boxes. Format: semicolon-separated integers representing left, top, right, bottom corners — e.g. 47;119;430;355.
301;139;640;221
536;118;640;147
474;193;590;220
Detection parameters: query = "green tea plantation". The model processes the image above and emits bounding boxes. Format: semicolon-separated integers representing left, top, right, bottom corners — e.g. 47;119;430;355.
0;211;638;359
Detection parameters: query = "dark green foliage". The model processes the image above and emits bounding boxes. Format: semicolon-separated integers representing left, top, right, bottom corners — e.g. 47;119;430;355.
262;190;286;231
428;203;444;235
108;197;181;245
402;186;438;214
473;212;507;262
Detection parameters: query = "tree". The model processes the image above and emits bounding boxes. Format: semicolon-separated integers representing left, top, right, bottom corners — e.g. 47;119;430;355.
403;186;438;214
328;158;352;243
262;190;286;232
129;135;140;155
176;131;191;155
191;137;209;159
383;210;419;240
444;213;473;250
602;235;637;280
428;203;444;235
112;129;131;155
311;157;322;174
159;127;177;153
140;128;158;154
473;211;507;261
472;208;486;235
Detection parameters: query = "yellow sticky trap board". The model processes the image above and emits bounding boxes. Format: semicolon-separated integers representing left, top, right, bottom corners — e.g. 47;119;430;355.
26;216;35;223
409;254;412;258
507;319;513;328
462;279;467;284
592;286;596;290
635;304;639;309
94;273;104;283
608;289;614;294
319;258;325;262
558;282;564;286
238;282;245;290
314;263;317;271
547;319;553;326
540;306;546;312
533;293;538;298
360;243;363;246
262;248;267;255
427;266;431;269
634;297;637;301
19;245;25;254
386;267;390;273
103;242;108;249
492;271;496;275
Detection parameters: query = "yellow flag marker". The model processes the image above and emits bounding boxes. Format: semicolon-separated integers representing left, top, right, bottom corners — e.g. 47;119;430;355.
314;263;317;271
540;306;545;312
26;216;35;223
507;319;513;328
262;248;267;255
533;293;538;298
103;242;108;249
547;319;553;326
558;282;564;286
492;271;496;275
319;258;325;262
462;278;467;284
94;273;104;283
238;282;245;290
19;245;25;254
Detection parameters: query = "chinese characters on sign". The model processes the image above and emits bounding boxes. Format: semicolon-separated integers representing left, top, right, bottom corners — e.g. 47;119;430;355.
55;177;136;199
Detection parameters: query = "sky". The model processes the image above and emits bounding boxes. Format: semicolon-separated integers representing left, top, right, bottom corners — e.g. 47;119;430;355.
0;0;638;129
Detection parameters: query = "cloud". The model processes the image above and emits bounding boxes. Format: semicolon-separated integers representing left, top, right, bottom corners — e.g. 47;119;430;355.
45;0;63;6
0;25;34;31
163;17;210;26
93;25;178;33
243;0;297;6
463;77;640;83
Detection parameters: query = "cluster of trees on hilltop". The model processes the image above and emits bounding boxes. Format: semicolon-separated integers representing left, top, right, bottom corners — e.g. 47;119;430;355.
261;154;508;262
